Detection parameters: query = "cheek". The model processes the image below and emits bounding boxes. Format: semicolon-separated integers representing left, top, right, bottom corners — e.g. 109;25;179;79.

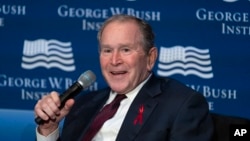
130;57;148;72
138;56;148;66
100;57;108;67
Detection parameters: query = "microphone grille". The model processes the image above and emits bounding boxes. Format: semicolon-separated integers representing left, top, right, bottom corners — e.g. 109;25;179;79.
77;70;96;88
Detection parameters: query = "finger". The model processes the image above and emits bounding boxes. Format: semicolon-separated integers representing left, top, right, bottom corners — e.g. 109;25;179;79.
50;91;61;107
46;94;61;116
35;92;60;120
34;99;50;121
41;99;58;120
61;99;75;116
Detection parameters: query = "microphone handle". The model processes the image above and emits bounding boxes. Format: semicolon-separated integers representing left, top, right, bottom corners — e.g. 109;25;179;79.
35;82;83;124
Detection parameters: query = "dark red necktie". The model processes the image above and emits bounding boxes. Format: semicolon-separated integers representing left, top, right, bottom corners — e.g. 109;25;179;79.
82;94;127;141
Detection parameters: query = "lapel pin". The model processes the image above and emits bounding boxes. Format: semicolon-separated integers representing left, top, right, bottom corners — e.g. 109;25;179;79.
133;104;144;125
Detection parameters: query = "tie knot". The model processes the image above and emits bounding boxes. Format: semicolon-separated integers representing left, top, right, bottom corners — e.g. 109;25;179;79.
114;94;127;101
111;94;127;108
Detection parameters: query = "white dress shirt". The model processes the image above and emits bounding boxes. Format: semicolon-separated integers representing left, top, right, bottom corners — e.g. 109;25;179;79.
36;75;151;141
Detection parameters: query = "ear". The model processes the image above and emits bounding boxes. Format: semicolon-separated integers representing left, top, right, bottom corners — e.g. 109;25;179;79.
147;47;158;71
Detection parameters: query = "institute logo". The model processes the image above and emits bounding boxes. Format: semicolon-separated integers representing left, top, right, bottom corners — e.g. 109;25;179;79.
157;45;213;79
21;39;75;72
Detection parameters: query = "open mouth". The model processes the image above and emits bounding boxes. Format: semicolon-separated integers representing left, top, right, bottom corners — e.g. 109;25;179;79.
111;71;127;75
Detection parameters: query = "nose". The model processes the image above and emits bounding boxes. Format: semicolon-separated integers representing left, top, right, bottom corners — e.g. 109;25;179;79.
111;51;122;65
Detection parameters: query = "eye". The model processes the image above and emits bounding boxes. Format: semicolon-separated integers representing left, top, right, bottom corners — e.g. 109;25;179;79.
121;47;131;55
100;47;112;55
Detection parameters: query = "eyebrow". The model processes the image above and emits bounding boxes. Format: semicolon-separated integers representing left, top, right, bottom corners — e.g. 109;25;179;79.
100;43;133;48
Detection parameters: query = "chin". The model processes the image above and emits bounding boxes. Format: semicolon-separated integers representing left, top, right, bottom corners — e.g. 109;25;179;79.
110;84;126;93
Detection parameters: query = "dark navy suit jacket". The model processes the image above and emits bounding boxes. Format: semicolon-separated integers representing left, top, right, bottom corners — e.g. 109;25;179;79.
60;74;214;141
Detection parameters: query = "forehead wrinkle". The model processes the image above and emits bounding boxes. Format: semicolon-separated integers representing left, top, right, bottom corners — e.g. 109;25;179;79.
100;43;134;49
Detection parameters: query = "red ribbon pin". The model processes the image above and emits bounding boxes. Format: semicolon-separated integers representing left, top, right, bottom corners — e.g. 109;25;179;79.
133;104;144;125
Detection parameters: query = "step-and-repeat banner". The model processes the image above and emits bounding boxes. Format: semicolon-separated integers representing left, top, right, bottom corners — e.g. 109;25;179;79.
0;0;249;140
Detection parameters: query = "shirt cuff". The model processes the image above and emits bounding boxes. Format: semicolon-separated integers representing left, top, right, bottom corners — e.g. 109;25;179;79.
36;126;59;141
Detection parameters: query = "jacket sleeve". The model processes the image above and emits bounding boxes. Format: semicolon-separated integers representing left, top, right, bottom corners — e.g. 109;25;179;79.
170;93;214;141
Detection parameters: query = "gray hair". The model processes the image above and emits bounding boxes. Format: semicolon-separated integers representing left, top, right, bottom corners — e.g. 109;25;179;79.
97;14;155;54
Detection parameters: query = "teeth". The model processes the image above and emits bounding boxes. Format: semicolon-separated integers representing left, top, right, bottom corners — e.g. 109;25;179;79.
112;71;125;74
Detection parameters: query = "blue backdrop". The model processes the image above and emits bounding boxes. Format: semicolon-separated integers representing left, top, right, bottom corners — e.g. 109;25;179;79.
0;0;249;140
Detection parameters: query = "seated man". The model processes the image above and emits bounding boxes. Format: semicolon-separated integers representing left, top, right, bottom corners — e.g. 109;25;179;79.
34;14;214;141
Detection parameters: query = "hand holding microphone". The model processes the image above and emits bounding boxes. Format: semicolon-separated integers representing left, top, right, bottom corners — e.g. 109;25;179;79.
34;70;96;125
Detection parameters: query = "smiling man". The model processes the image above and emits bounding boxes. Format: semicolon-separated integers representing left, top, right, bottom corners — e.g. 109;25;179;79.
34;14;214;141
98;17;156;95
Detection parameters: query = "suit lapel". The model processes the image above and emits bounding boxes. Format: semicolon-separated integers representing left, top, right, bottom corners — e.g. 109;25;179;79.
116;75;162;140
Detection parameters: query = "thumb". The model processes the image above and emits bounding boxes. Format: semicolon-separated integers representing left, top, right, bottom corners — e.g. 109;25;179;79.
60;99;75;117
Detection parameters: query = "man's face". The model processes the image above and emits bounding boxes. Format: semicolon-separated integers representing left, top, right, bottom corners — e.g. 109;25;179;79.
99;21;155;94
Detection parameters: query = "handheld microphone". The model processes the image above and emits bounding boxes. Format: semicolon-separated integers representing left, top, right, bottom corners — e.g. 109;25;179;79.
35;70;96;124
